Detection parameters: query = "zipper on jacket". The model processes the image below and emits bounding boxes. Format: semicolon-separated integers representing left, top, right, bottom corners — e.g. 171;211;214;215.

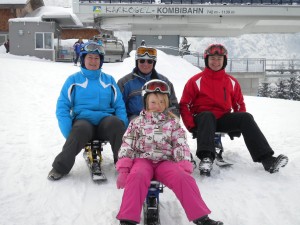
224;88;226;101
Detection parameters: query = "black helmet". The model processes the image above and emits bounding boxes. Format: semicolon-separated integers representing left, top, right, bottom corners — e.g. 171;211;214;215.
204;44;228;70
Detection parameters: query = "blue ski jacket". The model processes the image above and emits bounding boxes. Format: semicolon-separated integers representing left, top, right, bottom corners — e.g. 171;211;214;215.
56;67;128;139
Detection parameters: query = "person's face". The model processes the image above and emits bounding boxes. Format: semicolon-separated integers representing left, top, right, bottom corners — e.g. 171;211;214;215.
138;59;154;74
84;53;100;70
147;93;166;113
208;55;224;71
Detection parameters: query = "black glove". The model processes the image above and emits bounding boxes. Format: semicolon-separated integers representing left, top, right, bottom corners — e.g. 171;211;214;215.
190;127;198;139
228;131;241;140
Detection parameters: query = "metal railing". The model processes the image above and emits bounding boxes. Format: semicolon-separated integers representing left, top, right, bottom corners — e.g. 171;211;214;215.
265;59;300;74
183;54;266;73
183;51;300;74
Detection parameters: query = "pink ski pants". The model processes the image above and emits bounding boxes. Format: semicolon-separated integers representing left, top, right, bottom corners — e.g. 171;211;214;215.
116;158;211;223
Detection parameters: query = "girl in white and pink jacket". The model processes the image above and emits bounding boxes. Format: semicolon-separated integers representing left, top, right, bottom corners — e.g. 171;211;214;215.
116;80;223;225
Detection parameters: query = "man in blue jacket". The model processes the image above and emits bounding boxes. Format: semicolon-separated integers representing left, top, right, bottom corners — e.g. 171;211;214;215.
117;46;179;121
73;38;84;66
48;41;128;180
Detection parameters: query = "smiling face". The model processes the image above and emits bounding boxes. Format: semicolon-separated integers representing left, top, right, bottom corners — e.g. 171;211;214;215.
146;93;168;113
137;59;154;74
84;53;101;70
208;55;224;71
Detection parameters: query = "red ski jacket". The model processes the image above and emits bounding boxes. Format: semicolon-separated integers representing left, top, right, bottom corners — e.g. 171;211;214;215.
179;67;246;131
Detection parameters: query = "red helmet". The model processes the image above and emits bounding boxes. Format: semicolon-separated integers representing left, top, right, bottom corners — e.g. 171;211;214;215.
204;44;228;58
204;44;228;70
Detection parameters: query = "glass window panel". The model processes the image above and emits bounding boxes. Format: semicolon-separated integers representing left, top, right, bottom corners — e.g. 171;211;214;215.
36;33;43;49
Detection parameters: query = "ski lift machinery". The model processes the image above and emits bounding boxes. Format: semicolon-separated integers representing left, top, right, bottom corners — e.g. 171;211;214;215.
95;34;125;63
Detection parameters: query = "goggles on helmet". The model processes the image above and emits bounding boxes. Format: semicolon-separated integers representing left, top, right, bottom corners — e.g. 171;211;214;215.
136;47;157;61
204;44;227;58
142;79;170;97
81;42;105;55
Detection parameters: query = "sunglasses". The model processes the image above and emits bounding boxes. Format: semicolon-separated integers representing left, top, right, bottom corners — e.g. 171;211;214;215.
144;81;170;94
82;43;105;55
139;59;154;64
136;47;157;57
205;45;227;56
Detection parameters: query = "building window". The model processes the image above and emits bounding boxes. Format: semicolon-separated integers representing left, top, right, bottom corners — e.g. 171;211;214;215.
35;32;53;49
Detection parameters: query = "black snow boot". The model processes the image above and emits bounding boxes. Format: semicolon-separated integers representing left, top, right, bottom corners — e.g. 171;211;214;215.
48;168;64;181
193;215;224;225
199;157;213;176
262;154;288;173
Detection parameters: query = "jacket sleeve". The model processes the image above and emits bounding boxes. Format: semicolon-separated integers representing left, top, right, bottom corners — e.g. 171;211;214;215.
179;79;197;131
56;76;74;139
232;80;246;112
111;77;129;127
118;120;137;159
171;120;191;162
158;74;180;117
168;81;180;118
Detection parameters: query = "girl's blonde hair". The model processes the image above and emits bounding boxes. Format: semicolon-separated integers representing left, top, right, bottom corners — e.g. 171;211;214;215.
145;93;178;119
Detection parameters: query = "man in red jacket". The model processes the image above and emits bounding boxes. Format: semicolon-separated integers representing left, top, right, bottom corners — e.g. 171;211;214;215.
180;43;288;176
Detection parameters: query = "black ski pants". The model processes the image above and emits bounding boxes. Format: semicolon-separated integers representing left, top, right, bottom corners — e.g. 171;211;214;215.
52;116;126;174
194;111;274;162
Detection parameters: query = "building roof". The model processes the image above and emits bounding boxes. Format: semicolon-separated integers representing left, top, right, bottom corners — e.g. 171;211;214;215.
9;6;83;27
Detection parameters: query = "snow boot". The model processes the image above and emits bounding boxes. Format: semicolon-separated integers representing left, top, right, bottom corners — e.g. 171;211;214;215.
48;168;64;180
193;215;224;225
199;157;213;176
262;154;288;173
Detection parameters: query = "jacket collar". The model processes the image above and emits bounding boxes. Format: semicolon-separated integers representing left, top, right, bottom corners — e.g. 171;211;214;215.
203;67;226;79
80;67;101;80
141;110;167;123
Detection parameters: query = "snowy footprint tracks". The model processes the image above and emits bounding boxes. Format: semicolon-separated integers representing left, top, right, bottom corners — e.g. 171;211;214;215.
83;140;108;182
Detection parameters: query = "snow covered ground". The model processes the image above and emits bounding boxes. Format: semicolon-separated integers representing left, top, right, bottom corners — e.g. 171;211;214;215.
0;46;300;225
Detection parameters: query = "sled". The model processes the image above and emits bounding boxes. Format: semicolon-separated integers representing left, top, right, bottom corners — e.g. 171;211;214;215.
143;181;164;225
83;140;108;182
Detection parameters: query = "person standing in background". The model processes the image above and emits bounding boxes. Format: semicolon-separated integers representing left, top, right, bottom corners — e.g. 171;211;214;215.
73;38;84;66
4;39;9;53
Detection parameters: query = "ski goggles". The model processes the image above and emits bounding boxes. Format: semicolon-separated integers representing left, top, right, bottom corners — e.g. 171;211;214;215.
136;47;157;60
204;44;227;56
83;43;105;55
144;80;170;94
139;59;154;64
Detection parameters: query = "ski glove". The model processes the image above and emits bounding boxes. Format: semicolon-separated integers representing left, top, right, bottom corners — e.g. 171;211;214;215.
117;167;129;189
178;160;193;174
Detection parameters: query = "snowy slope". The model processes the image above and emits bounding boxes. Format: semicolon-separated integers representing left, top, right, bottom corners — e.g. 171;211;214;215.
0;49;300;225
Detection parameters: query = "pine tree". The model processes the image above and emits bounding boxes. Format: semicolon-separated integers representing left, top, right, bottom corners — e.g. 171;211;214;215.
275;79;289;99
293;75;300;101
287;76;297;100
258;82;270;97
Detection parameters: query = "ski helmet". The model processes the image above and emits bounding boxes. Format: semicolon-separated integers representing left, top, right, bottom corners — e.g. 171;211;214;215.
204;44;228;70
135;46;157;68
141;79;171;109
80;41;105;69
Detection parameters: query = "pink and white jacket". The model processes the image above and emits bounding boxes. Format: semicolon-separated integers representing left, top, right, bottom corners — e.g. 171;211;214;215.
118;110;191;163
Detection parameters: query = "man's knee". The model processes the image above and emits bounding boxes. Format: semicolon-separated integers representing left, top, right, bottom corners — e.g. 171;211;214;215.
71;120;93;139
194;111;216;124
101;116;125;131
